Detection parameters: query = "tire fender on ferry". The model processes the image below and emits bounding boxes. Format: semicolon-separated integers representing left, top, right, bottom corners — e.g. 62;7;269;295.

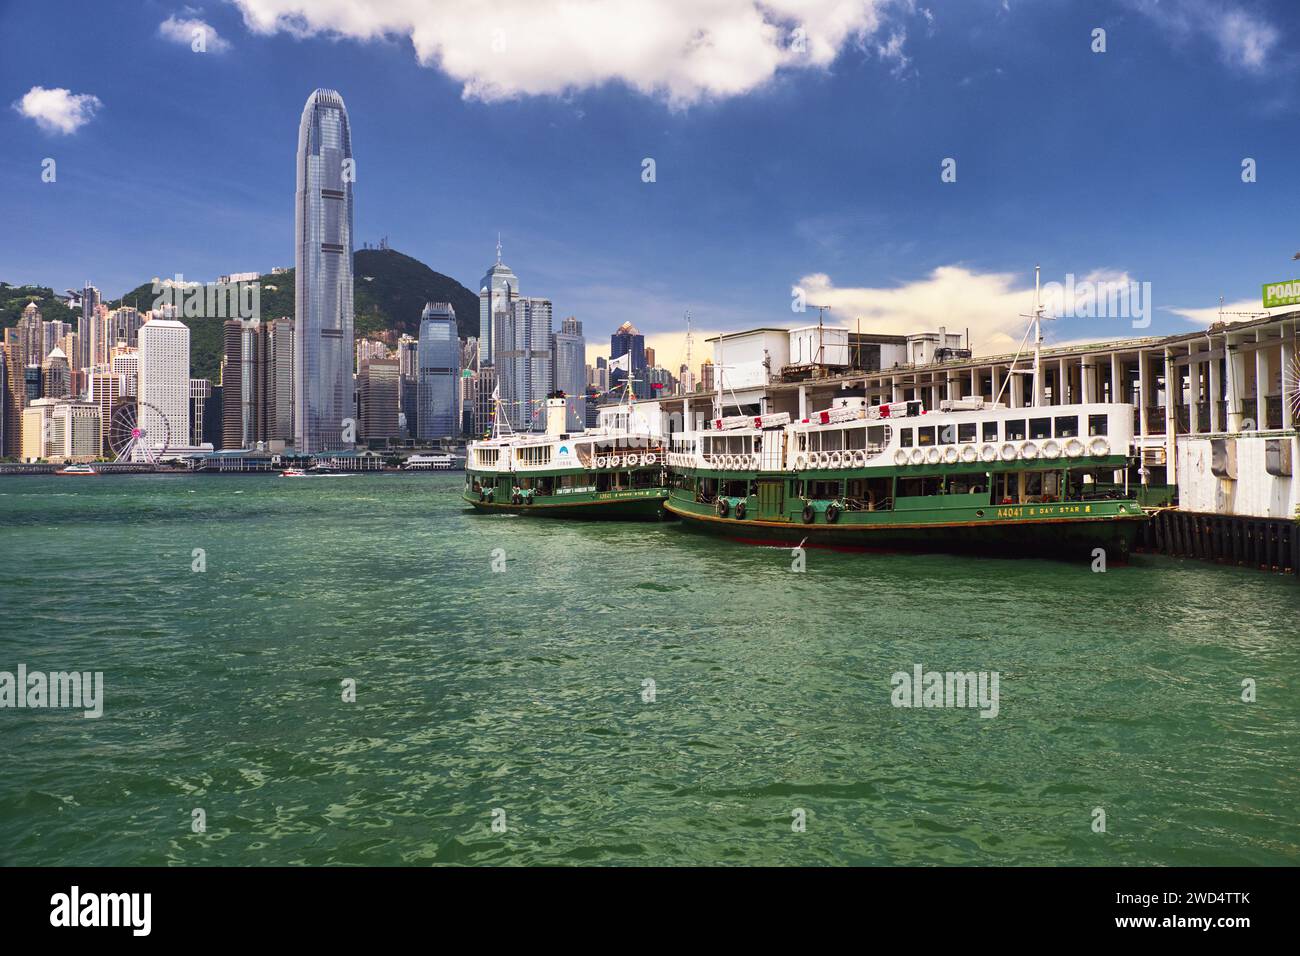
801;503;815;524
716;498;730;517
825;503;841;524
734;501;747;519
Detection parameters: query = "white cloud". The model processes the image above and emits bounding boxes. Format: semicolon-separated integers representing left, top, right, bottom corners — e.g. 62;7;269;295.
1164;298;1278;325
794;266;1039;356
12;86;102;135
1126;0;1280;75
231;0;901;106
159;14;232;53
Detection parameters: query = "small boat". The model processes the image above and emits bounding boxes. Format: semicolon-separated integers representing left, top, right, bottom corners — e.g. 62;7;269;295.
55;463;98;476
279;467;308;478
404;453;459;470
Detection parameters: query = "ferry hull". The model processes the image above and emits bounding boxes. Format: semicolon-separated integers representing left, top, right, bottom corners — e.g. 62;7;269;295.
465;489;669;520
664;499;1144;561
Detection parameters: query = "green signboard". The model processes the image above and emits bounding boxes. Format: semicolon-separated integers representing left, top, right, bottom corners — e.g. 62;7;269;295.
1262;279;1300;309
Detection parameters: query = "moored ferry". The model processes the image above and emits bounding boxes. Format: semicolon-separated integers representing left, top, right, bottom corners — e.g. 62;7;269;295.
665;395;1147;560
463;395;669;519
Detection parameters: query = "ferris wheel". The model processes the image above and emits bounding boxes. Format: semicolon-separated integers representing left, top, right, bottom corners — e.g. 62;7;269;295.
1286;352;1300;421
109;400;171;464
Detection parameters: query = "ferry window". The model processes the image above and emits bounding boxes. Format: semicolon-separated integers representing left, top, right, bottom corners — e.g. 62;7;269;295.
823;430;843;451
1054;415;1079;438
1029;417;1051;440
866;426;886;448
1088;414;1109;436
957;422;977;443
846;428;866;450
917;426;936;447
1005;419;1026;440
900;428;914;448
982;421;998;442
798;433;807;451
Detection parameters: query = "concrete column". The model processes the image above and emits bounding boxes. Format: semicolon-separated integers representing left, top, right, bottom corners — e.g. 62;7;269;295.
1138;352;1149;437
1164;349;1177;486
1254;331;1268;429
1188;357;1201;434
1225;337;1244;431
798;385;807;421
1208;346;1222;432
1283;325;1296;430
1109;352;1121;404
1081;358;1095;404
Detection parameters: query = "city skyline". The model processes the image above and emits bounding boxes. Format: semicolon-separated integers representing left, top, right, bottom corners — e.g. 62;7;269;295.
6;1;1300;382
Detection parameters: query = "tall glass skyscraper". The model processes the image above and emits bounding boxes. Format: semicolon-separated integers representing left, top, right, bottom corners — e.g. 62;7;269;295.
496;297;553;431
552;316;586;431
610;321;647;398
416;302;461;441
478;238;518;368
294;88;355;453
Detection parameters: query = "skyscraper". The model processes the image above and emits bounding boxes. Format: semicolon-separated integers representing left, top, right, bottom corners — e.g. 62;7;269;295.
137;318;190;453
221;317;294;450
496;296;553;431
416;302;461;441
610;321;647;399
478;237;518;367
552;315;586;431
357;358;400;444
294;88;355;454
80;284;100;370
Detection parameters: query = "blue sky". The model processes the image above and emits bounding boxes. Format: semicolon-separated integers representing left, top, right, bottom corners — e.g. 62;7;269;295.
2;0;1298;369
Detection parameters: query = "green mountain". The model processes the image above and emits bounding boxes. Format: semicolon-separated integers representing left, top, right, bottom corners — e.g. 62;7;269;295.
0;284;78;330
105;249;479;383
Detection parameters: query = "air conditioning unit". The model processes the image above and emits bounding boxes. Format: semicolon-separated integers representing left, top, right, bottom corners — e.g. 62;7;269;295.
1211;438;1237;480
1264;439;1293;477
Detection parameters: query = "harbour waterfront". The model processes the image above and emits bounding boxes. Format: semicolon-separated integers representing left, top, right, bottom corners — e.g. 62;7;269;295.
1;474;1297;866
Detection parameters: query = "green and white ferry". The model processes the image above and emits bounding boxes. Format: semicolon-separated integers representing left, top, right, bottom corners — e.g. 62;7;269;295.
664;395;1147;559
464;395;669;520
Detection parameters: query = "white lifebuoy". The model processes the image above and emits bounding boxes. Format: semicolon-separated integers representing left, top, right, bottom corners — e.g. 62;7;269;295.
795;454;808;470
852;450;867;467
981;444;998;463
1041;440;1061;459
1000;443;1018;461
1064;438;1085;458
894;449;910;466
1089;437;1109;456
926;447;942;465
910;448;925;465
944;447;960;464
1021;441;1040;460
829;451;842;469
961;445;978;463
751;453;761;469
644;453;658;466
596;456;607;468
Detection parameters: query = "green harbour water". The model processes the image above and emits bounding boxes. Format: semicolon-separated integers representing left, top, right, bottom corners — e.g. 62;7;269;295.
1;472;1297;866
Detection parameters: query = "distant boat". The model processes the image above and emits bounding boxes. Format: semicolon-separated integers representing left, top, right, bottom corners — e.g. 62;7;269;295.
279;467;308;478
404;453;459;470
55;463;98;476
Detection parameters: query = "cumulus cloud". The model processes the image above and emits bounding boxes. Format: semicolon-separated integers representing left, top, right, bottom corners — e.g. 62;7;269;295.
12;86;102;135
230;0;901;105
1125;0;1280;74
1164;298;1277;325
159;14;232;52
794;266;1040;357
